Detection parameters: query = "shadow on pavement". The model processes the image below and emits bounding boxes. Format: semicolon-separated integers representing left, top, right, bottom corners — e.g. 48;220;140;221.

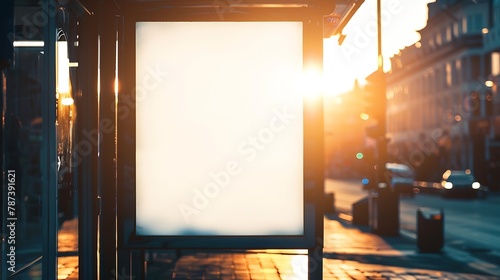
323;213;494;276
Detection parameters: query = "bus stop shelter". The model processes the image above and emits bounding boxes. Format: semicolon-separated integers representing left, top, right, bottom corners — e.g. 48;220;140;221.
1;0;363;278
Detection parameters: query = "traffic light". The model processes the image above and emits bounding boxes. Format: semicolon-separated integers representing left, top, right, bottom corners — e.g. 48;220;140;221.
364;70;387;122
363;70;390;193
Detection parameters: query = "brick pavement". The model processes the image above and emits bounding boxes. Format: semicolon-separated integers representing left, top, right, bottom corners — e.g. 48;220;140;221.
13;215;500;279
141;215;499;279
143;250;499;279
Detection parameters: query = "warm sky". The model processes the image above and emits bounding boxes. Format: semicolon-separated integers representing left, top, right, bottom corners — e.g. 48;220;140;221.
324;0;436;95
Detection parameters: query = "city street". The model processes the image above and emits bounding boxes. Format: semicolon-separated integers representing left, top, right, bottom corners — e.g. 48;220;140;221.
325;178;500;266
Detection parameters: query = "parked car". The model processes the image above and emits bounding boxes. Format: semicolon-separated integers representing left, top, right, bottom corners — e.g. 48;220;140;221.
440;170;488;198
385;163;417;195
362;163;417;195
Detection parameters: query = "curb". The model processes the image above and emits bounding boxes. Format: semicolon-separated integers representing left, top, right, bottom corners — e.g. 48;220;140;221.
337;213;500;278
400;229;500;277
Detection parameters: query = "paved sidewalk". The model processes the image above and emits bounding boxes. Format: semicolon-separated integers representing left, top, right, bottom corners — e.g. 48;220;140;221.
323;214;500;278
14;215;500;279
142;215;499;279
145;250;499;279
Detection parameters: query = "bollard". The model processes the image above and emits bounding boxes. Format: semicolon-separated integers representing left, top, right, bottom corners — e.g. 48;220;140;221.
352;196;369;225
417;207;444;253
369;188;399;236
324;192;335;214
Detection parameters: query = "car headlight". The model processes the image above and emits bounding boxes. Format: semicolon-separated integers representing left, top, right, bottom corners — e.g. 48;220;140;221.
444;182;453;189
472;182;480;189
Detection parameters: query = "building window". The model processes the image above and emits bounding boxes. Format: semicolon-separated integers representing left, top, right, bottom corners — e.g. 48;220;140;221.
471;56;481;79
466;14;484;33
462;16;467;33
454;92;462;115
453;21;459;37
435;68;442;90
446;62;452;87
462;57;467;81
454;59;461;84
485;54;492;77
416;77;422;99
474;14;483;32
492;52;500;76
496;2;500;27
446;25;452;42
436;32;442;46
428;71;434;93
423;75;427;96
387;88;394;100
468;15;474;32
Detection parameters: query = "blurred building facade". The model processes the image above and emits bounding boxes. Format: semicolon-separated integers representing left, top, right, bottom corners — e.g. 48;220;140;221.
386;0;500;189
482;0;500;191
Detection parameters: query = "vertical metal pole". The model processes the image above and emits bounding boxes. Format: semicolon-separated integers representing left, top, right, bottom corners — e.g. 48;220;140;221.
41;0;58;278
376;0;388;187
114;13;133;280
129;250;145;279
375;0;398;236
377;0;383;72
99;5;118;279
78;5;99;279
304;15;324;280
1;68;6;280
1;1;13;277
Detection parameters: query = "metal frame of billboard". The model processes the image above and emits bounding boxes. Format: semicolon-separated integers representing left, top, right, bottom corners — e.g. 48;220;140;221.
117;3;327;251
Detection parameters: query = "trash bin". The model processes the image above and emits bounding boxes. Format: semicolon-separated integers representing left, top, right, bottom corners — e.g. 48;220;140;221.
324;192;335;214
417;207;444;252
369;188;399;236
352;196;369;225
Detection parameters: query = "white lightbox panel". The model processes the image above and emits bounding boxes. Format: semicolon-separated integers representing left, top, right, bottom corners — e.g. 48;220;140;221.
135;21;304;236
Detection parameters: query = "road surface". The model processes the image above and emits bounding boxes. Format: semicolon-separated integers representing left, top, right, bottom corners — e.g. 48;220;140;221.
325;178;500;265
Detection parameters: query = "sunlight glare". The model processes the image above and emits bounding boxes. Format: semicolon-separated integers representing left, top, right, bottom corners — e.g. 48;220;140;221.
325;1;435;95
334;96;343;104
56;41;70;94
61;97;74;106
291;255;308;278
299;67;325;100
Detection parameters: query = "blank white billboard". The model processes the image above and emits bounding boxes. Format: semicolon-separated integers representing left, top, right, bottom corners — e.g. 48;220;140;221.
135;21;304;236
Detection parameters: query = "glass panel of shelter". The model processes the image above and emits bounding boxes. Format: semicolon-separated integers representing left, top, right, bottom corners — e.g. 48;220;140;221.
1;1;80;278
